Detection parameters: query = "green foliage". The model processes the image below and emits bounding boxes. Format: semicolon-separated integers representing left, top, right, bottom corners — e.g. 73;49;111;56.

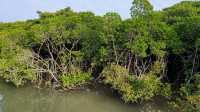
127;75;161;102
130;0;153;18
101;63;171;103
101;63;130;86
0;1;200;111
61;66;92;88
164;1;200;18
128;36;149;57
173;73;200;112
61;73;91;88
0;37;35;86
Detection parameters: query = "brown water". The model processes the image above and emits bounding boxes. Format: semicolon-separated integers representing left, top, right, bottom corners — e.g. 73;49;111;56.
0;80;174;112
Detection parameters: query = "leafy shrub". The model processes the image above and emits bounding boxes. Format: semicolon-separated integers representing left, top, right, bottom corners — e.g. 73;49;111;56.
127;75;161;102
101;63;170;103
0;37;35;86
101;63;130;87
60;65;92;88
172;96;200;112
61;72;92;88
173;73;200;112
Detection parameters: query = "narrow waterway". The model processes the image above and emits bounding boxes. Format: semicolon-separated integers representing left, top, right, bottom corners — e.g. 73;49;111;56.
0;80;174;112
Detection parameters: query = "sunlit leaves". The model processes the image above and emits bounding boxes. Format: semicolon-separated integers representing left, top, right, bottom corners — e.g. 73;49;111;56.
130;0;153;18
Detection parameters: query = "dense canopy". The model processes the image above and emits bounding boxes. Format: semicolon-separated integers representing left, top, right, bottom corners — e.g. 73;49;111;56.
0;1;200;111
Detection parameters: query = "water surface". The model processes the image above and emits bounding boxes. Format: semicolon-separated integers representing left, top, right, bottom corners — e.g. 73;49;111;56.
0;80;173;112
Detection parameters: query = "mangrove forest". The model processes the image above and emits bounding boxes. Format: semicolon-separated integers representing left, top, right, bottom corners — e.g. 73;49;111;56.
0;0;200;112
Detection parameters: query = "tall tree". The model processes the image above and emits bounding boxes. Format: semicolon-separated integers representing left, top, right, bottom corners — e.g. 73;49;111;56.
130;0;153;18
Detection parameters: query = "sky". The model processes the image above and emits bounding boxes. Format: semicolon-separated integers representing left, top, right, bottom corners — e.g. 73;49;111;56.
0;0;184;22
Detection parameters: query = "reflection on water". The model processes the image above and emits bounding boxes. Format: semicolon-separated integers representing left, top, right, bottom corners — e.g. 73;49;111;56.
0;80;174;112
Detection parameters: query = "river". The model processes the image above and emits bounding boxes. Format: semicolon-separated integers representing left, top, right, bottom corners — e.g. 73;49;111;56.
0;80;174;112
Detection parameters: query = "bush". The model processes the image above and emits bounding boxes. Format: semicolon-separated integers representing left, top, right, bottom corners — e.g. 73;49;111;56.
172;96;200;112
101;63;130;87
173;73;200;112
101;63;171;103
61;72;92;88
60;65;92;88
0;37;35;86
127;75;161;102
